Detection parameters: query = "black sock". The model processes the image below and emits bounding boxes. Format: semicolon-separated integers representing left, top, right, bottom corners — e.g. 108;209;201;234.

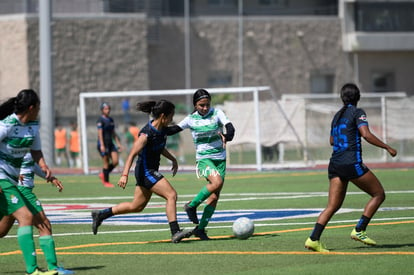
310;223;325;241
169;221;180;235
108;164;115;173
100;208;114;220
355;215;371;232
103;168;110;182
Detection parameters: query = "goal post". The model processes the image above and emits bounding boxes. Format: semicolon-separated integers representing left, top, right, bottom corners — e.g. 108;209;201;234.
79;86;271;174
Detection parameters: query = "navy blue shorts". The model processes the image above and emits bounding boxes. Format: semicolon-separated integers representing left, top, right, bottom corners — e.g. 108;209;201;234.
135;169;164;190
97;142;118;157
328;161;369;181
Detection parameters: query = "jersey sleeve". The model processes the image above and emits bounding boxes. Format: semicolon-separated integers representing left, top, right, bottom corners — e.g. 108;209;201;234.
355;108;368;128
30;130;42;150
0;121;9;140
216;109;231;125
177;115;191;130
96;117;103;129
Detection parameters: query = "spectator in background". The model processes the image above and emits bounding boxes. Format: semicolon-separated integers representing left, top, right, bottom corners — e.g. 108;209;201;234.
54;123;69;167
128;122;140;142
69;121;81;168
122;98;131;125
123;126;134;152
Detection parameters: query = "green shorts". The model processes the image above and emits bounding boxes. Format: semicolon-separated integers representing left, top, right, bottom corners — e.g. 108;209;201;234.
196;158;226;180
0;179;27;216
17;186;43;215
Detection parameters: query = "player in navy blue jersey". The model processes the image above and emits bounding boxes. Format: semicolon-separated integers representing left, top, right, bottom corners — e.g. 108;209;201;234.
91;100;192;243
96;102;123;187
305;83;397;252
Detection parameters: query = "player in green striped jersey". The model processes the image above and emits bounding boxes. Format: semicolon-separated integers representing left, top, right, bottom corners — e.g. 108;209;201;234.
0;89;58;275
166;89;235;240
0;151;74;274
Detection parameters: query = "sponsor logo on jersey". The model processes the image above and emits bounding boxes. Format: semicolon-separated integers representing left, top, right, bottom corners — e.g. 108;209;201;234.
358;115;367;121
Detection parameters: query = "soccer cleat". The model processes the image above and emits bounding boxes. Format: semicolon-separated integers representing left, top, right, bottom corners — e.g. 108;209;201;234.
91;210;103;235
103;181;114;188
304;237;329;252
184;202;199;224
193;226;211;241
53;267;75;275
350;229;377;246
26;269;58;275
98;172;105;184
171;229;193;243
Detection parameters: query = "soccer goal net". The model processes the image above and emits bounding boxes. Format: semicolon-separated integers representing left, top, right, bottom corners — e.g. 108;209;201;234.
280;92;413;165
79;86;277;174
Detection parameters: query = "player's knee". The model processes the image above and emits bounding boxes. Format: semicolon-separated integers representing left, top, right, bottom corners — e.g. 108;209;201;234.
130;203;145;213
376;191;386;203
209;192;219;202
166;191;177;202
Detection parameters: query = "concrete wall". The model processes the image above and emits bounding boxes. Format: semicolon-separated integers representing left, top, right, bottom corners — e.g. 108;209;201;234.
25;14;149;119
0;15;30;99
148;16;349;96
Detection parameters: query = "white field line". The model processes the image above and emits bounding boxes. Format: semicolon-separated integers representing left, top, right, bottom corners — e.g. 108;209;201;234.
39;190;414;204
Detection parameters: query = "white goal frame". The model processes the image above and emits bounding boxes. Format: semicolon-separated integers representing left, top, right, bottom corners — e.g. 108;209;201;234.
79;86;271;174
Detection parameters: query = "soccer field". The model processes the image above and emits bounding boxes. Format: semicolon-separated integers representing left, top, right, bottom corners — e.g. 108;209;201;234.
1;168;413;275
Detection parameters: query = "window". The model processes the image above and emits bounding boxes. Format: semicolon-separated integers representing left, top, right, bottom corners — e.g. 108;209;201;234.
372;72;395;92
208;0;237;6
259;0;288;6
355;2;414;32
310;73;334;94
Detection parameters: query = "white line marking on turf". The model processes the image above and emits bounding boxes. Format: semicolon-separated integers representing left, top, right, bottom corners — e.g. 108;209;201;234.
39;190;414;202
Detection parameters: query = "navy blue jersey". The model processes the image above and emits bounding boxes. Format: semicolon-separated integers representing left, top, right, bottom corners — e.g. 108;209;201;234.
135;121;167;173
330;105;368;164
96;115;115;145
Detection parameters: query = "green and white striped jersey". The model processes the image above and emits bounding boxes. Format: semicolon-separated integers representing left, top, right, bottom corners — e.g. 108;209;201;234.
178;108;231;161
0;113;41;185
18;152;46;189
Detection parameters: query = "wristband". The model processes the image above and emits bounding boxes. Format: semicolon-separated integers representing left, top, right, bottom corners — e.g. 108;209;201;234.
122;174;128;177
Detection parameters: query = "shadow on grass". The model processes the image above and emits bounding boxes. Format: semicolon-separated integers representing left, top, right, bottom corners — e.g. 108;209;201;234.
3;266;105;274
68;265;106;271
181;233;280;243
375;243;414;249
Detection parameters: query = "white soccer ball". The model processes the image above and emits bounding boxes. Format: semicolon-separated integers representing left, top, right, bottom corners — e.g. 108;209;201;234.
232;217;254;239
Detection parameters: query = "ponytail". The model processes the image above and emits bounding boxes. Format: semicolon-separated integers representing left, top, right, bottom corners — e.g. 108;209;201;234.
0;89;40;120
136;99;175;119
136;101;157;114
332;105;348;127
0;97;17;120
